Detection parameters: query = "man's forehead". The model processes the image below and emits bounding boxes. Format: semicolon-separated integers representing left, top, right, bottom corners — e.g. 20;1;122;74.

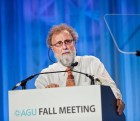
52;30;72;40
54;30;70;36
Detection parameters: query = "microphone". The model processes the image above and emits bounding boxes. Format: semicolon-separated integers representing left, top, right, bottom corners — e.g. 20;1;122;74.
71;62;78;67
12;74;40;90
12;62;98;90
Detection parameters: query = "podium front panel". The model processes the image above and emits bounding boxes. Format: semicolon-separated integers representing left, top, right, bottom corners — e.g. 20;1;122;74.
9;85;103;121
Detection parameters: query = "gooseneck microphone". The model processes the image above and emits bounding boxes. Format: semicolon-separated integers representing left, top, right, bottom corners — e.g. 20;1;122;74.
71;62;78;67
12;70;67;90
12;62;97;90
70;62;95;85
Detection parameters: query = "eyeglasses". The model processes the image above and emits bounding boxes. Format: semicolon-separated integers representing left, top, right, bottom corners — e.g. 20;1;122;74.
51;39;73;47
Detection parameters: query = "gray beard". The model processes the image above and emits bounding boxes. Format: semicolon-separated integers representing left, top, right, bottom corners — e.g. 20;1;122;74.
54;50;76;67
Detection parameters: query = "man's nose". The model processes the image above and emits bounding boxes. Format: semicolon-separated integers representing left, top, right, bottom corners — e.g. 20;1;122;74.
62;42;68;49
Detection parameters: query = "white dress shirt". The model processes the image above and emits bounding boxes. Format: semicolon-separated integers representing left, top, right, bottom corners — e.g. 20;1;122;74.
35;56;122;99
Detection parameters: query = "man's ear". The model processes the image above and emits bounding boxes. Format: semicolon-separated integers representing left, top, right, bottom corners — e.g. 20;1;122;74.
48;46;55;63
50;46;55;52
49;46;53;50
50;46;53;51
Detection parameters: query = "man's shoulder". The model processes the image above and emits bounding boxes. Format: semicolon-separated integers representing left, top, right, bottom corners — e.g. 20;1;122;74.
76;55;100;63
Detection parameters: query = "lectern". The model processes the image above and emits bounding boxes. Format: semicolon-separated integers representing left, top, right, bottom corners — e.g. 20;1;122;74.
9;85;125;121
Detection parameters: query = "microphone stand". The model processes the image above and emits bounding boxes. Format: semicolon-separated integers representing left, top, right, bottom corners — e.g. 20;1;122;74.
12;74;39;90
71;62;95;85
12;71;67;90
20;75;38;90
72;70;95;85
12;70;95;90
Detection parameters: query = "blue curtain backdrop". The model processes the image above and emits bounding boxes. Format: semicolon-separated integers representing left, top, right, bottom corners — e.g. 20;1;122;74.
0;0;140;121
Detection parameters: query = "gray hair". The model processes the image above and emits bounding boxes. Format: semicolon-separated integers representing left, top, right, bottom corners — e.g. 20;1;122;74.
47;23;78;46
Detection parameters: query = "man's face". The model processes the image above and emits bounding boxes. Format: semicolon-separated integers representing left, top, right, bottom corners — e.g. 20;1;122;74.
51;30;76;66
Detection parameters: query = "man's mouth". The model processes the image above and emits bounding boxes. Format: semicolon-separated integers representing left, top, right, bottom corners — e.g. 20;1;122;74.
62;52;70;55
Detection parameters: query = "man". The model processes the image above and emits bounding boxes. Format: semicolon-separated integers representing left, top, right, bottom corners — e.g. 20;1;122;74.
35;23;125;115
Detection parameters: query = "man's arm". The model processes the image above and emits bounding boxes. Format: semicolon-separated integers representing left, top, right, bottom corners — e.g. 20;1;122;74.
96;60;125;115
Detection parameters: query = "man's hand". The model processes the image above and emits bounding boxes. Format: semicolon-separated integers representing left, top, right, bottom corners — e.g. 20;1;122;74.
45;83;59;88
116;99;125;115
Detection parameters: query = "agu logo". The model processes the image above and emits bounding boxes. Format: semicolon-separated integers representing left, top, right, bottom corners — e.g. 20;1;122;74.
15;109;37;117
